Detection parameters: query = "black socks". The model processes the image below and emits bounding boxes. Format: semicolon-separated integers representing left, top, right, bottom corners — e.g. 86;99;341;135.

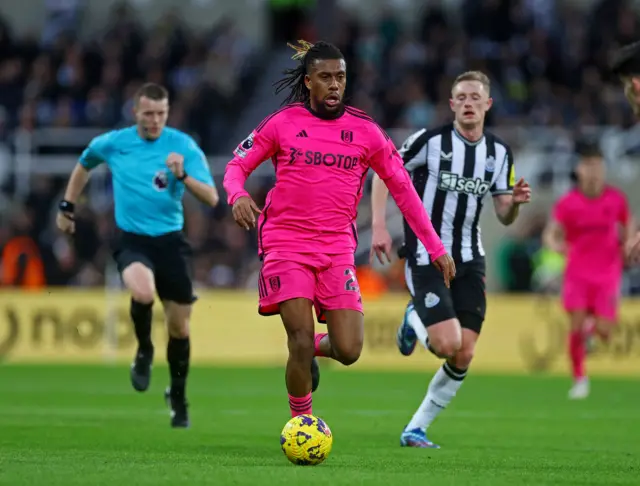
130;299;153;352
167;337;190;396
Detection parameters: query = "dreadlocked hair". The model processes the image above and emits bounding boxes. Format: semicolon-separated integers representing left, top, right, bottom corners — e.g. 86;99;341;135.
273;40;345;106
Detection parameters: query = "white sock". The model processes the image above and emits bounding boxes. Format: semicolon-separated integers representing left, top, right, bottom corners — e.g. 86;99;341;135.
407;309;430;350
406;362;467;432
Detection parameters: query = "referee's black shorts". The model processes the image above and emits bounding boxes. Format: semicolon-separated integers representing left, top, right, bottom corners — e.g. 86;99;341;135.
112;231;196;305
405;257;486;334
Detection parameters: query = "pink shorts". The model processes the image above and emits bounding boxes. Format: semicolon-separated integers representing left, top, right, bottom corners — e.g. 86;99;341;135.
258;252;363;323
561;276;621;322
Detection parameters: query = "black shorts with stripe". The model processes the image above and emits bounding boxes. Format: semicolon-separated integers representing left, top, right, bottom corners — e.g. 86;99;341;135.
405;257;486;333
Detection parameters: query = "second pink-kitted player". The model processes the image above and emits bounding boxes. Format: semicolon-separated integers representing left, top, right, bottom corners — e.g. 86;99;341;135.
223;40;456;419
543;141;633;400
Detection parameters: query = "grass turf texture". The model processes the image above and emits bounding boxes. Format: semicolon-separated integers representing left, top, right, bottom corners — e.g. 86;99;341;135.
0;365;638;485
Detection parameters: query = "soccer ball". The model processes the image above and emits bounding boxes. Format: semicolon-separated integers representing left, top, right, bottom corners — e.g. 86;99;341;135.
280;414;333;465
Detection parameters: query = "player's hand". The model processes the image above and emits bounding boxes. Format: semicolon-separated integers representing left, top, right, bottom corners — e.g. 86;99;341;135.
56;211;75;234
370;225;393;264
166;152;185;178
232;196;262;230
432;253;456;288
626;232;640;265
512;178;532;204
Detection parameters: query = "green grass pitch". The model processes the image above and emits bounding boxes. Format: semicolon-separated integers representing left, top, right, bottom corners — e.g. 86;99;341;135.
0;365;638;485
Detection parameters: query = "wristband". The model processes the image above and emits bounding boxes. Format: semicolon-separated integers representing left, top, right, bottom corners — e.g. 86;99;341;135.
59;200;75;213
177;172;188;181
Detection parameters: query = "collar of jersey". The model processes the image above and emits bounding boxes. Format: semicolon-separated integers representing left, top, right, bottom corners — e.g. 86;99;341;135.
453;124;485;146
304;101;345;120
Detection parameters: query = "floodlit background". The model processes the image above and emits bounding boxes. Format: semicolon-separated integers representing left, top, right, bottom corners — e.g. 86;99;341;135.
0;0;639;372
1;2;639;485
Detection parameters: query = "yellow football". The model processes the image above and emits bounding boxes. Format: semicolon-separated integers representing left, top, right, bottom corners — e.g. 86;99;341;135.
280;414;333;465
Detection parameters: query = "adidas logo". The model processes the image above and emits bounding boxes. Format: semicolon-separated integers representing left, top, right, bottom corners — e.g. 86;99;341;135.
296;130;308;138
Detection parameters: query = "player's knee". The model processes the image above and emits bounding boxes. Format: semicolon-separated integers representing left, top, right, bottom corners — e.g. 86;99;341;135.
131;289;155;305
123;264;155;300
167;320;190;339
429;334;462;359
164;303;191;338
333;341;362;366
569;312;586;331
452;347;474;369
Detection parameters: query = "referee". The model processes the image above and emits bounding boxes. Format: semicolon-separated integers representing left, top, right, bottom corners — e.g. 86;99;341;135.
56;83;218;428
369;71;531;448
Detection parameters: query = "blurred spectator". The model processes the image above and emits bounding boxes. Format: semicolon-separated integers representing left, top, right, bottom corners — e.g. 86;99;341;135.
1;0;640;291
0;3;258;153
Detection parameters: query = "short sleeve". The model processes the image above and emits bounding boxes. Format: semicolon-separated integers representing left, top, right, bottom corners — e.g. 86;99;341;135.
184;137;214;186
491;145;515;196
398;128;429;172
79;132;113;170
367;125;404;180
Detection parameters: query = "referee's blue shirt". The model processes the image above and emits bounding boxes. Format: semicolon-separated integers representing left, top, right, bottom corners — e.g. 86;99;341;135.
79;126;215;236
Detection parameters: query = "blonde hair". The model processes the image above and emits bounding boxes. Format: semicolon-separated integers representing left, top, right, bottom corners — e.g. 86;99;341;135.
452;71;491;94
287;39;315;61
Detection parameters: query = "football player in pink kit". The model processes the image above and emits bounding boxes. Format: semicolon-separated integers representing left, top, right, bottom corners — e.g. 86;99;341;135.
543;141;633;399
223;40;456;419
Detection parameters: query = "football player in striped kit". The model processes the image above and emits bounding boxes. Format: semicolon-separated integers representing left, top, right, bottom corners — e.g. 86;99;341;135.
370;71;531;448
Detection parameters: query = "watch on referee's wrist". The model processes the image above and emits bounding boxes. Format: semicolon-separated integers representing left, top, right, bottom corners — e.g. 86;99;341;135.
58;200;75;213
177;171;188;181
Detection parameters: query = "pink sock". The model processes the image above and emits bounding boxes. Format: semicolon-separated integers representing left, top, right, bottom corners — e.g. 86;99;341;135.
288;392;312;417
568;330;586;380
314;333;328;357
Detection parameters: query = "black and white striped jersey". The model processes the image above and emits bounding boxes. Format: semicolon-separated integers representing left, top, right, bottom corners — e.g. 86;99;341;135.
400;123;515;265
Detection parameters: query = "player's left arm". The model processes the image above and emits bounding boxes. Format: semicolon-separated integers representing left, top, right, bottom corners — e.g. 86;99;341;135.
492;146;531;226
173;140;219;207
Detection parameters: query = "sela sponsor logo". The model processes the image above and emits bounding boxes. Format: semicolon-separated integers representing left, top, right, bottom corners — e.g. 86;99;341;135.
288;148;360;170
438;171;490;196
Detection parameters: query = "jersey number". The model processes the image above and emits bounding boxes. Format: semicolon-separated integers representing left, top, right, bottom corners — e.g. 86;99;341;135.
344;269;359;292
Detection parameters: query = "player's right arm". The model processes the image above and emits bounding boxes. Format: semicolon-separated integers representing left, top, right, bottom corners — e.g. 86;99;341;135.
370;128;428;264
543;200;566;254
223;117;279;230
57;132;112;234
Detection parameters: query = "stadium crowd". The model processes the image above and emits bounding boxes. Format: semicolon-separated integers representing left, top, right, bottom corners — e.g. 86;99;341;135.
0;0;638;291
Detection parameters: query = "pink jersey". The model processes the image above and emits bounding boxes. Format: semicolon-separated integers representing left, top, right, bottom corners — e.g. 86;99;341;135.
223;103;446;259
553;186;629;282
